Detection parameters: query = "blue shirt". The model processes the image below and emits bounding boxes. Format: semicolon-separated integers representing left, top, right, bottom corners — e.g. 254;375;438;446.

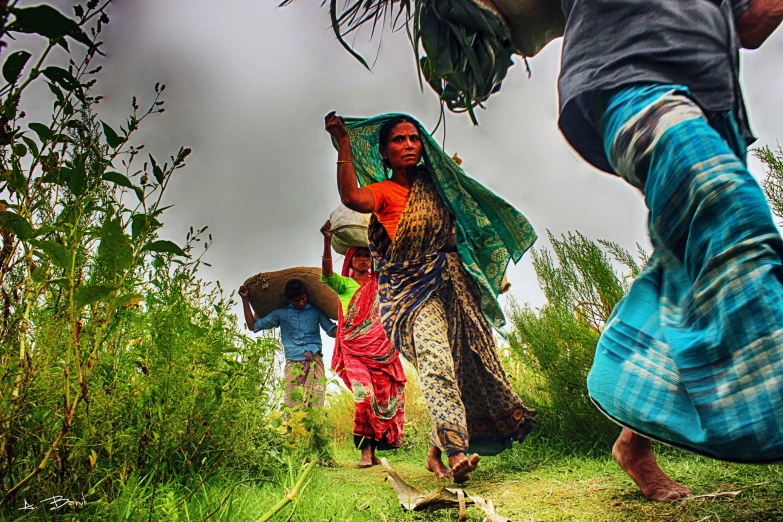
253;303;337;361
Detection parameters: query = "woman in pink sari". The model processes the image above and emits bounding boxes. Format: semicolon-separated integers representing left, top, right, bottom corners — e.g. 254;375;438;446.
320;220;406;467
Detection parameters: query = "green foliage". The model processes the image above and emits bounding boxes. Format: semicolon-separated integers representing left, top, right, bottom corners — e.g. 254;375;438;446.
284;0;518;125
507;231;647;449
757;144;783;221
0;2;288;518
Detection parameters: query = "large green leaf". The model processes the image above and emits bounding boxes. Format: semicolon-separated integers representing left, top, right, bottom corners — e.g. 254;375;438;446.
101;121;123;148
31;239;71;270
97;217;133;277
42;66;78;92
132;186;145;202
22;136;39;158
28;122;54;143
74;284;118;308
9;6;93;49
102;171;133;189
68;154;87;197
3;50;31;84
8;163;27;194
149;154;164;184
112;292;144;309
0;210;34;240
141;240;186;257
131;214;161;242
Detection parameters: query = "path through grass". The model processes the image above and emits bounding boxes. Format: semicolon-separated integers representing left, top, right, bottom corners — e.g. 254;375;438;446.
20;437;778;521
299;439;782;522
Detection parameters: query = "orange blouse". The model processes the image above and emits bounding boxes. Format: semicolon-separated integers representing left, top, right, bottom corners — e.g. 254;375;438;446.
366;181;410;242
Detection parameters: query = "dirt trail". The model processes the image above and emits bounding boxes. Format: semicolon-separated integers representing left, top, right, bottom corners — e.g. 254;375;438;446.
318;448;783;522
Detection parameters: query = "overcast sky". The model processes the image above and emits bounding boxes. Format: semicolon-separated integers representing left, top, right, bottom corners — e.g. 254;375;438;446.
33;1;783;361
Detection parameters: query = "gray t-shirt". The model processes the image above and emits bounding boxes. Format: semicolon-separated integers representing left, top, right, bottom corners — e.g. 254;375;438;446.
557;0;751;173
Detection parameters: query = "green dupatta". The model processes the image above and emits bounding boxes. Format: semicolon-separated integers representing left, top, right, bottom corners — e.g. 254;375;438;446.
338;113;537;329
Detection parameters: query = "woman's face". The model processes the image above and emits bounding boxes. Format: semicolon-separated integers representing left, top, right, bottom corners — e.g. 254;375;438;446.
381;122;422;170
351;249;372;273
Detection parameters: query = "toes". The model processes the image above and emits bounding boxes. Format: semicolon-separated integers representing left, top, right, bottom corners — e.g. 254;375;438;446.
646;486;686;501
673;483;692;496
468;454;480;470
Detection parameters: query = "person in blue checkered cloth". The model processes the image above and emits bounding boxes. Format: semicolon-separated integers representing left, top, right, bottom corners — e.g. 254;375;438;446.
486;0;782;502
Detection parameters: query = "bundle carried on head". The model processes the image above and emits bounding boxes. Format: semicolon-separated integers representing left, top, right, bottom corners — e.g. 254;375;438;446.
417;0;522;124
243;267;340;320
281;0;523;125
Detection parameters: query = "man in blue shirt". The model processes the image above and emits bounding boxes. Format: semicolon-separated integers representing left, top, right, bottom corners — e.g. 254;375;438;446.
239;278;337;408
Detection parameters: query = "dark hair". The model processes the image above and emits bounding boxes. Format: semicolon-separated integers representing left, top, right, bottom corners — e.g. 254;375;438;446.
284;279;307;300
378;116;419;169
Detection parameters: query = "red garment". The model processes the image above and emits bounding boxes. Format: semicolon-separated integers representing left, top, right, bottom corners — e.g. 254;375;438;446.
366;181;409;242
332;247;407;448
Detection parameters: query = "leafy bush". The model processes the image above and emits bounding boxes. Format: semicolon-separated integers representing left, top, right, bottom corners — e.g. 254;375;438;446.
506;231;647;449
757;144;783;221
0;2;285;516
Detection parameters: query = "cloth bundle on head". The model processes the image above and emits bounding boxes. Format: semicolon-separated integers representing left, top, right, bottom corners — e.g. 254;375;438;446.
329;204;370;255
336;113;537;330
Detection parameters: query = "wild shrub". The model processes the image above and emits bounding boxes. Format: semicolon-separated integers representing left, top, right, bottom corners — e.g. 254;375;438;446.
0;2;283;516
758;145;783;221
506;231;646;449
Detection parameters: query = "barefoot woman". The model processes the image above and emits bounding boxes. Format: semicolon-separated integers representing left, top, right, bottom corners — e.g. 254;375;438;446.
319;220;406;468
325;112;537;482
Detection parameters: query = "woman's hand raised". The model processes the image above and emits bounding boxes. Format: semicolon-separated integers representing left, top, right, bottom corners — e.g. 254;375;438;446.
320;219;333;240
325;111;349;143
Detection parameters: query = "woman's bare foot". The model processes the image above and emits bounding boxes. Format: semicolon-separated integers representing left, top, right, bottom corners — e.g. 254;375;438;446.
425;445;452;479
613;428;692;501
358;446;374;468
448;452;480;484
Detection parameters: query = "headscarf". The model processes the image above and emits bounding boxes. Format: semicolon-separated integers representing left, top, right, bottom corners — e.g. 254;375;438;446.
334;113;537;330
341;246;373;278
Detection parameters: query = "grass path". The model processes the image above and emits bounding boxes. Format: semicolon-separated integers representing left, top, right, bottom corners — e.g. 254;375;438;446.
305;443;783;522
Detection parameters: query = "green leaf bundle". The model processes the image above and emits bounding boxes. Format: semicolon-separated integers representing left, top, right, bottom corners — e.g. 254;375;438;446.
284;0;521;124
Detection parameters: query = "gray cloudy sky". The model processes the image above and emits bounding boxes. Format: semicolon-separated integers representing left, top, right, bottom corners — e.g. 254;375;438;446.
63;1;783;358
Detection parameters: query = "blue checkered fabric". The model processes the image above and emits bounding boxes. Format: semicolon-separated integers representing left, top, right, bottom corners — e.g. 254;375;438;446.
587;84;783;462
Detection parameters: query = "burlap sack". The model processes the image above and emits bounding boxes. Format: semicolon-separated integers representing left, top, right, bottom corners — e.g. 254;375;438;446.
243;267;339;321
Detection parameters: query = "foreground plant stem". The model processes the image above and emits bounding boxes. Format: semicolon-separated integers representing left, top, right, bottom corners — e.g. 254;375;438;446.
256;460;317;522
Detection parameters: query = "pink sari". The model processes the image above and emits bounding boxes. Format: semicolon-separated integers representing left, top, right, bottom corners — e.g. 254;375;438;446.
332;248;406;448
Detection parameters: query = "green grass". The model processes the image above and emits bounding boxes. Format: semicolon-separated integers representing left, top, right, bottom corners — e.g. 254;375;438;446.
10;437;781;521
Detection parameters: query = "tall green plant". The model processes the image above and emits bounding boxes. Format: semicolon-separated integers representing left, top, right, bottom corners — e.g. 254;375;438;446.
757;144;783;221
0;2;284;516
507;231;646;448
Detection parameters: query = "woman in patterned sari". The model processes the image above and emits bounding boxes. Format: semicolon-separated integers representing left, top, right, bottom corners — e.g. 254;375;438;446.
320;221;406;468
324;111;537;482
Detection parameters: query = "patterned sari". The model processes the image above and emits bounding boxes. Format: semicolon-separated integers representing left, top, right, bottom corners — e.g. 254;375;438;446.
370;170;536;456
331;249;406;449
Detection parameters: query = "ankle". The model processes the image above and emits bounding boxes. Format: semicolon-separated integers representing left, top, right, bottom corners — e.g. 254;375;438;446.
447;452;467;466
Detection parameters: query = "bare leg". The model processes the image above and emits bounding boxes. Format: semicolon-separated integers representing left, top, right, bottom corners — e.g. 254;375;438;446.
358;445;374;468
371;447;381;466
448;452;480;484
425;445;452;479
613;428;692;501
